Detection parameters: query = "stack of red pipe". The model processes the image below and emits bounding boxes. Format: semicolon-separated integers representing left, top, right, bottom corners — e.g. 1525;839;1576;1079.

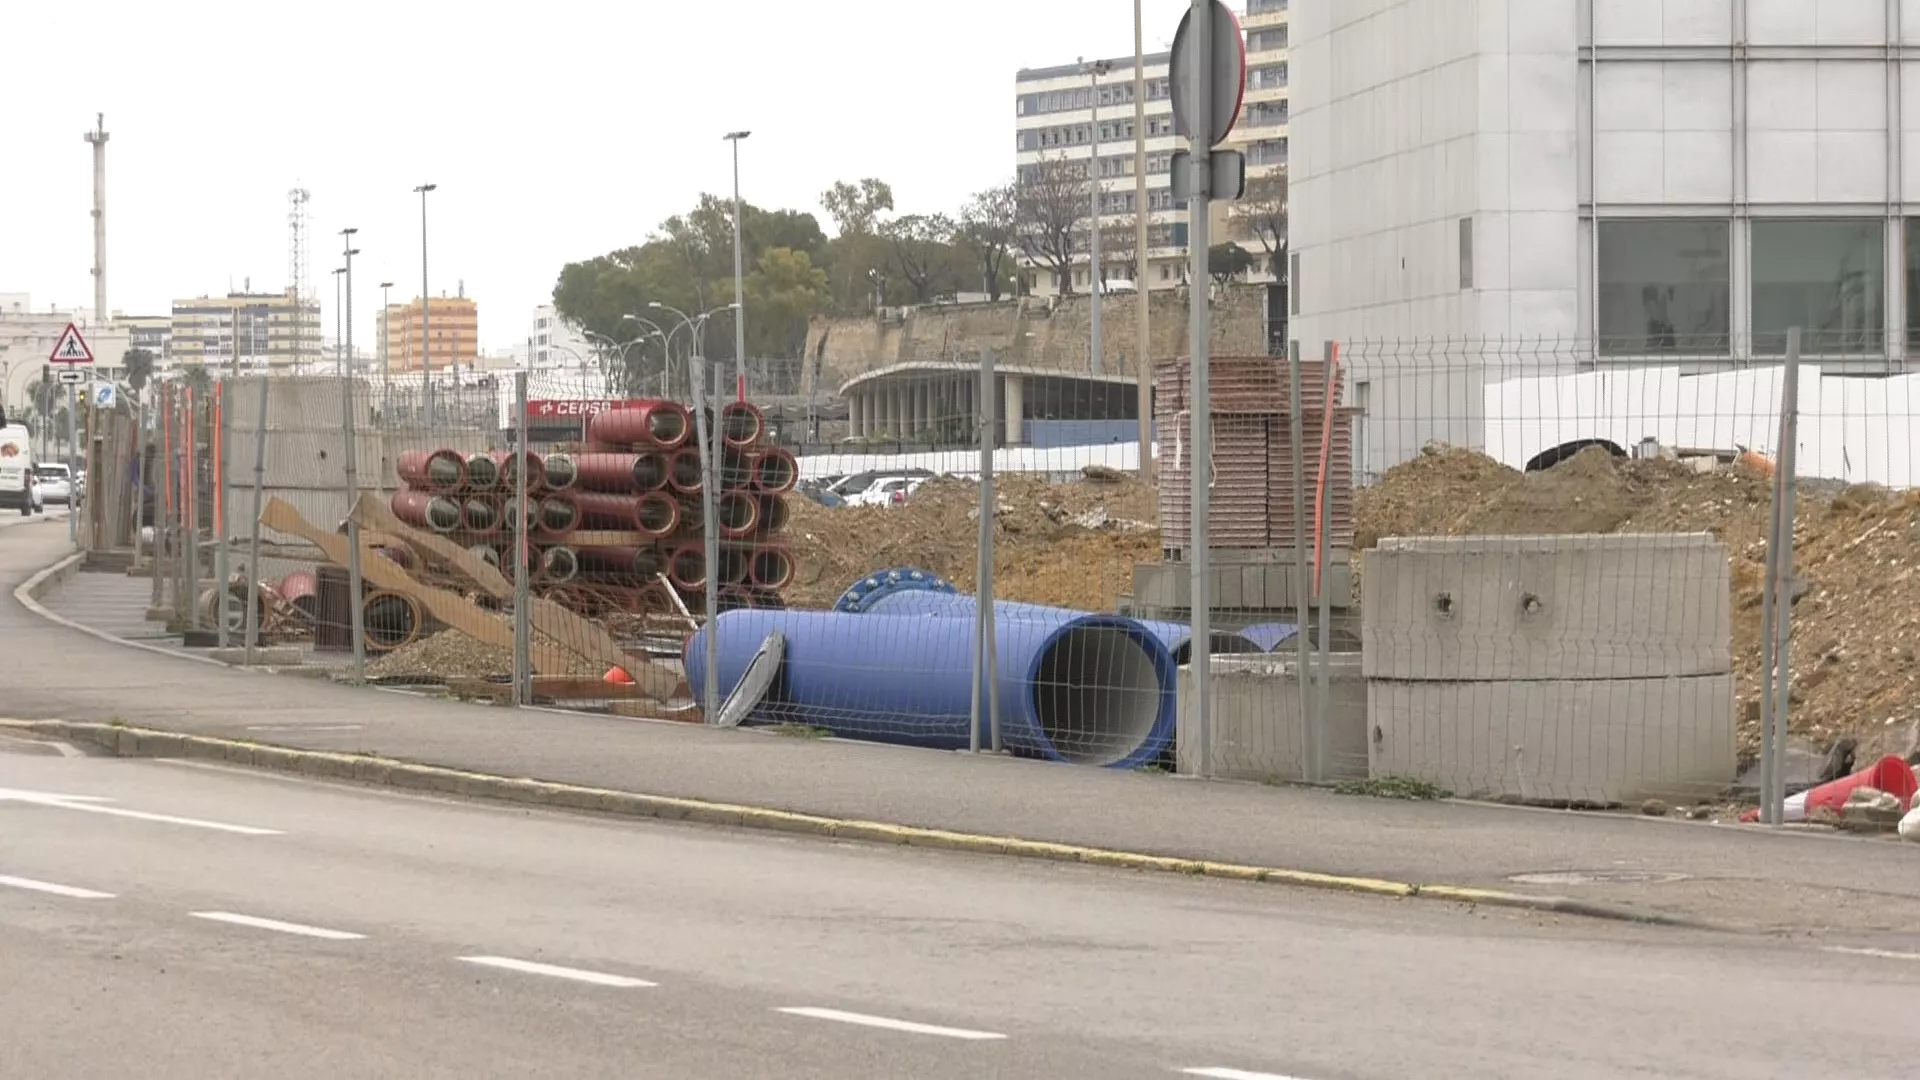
389;445;590;586
570;399;795;614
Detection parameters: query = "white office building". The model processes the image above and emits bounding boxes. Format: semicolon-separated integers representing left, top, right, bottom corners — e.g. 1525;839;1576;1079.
521;304;596;370
1290;0;1920;367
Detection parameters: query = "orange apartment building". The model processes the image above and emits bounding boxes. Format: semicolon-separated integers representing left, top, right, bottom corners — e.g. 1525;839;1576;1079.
380;293;480;372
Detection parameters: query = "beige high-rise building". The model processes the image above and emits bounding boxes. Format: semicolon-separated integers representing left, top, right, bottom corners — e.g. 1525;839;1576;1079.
382;293;480;373
169;288;322;369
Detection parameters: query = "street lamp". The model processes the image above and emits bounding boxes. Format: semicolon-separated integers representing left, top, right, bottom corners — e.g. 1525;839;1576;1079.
332;267;346;375
413;183;436;417
340;229;360;375
723;130;751;402
378;281;393;379
620;313;673;394
1081;56;1112;376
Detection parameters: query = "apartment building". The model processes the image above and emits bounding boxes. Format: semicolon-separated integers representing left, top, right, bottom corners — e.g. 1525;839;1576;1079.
1224;0;1290;285
1013;1;1289;298
383;292;480;373
170;289;322;369
523;304;595;369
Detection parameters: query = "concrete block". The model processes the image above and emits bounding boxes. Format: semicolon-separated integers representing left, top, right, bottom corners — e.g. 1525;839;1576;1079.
1362;533;1732;681
207;646;303;666
1366;674;1737;804
1177;654;1369;782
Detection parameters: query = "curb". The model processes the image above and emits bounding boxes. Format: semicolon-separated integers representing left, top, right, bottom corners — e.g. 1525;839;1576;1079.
0;717;1738;933
15;553;234;670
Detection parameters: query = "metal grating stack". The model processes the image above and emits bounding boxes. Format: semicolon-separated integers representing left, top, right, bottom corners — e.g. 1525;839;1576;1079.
1155;356;1357;559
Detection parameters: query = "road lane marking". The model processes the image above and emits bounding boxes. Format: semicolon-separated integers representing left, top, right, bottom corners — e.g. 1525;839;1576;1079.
458;956;656;988
1181;1069;1311;1080
1826;946;1920;962
190;911;365;940
0;874;115;900
775;1007;1007;1041
1175;1060;1313;1068
244;724;364;733
0;786;282;835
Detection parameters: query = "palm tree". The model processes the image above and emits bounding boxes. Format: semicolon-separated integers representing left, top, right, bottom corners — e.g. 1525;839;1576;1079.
122;347;156;399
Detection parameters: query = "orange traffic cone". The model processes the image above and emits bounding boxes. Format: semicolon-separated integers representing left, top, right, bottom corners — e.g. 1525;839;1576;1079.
1743;754;1918;822
603;665;634;685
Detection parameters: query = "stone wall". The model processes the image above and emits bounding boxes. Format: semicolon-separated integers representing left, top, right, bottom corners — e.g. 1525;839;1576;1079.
803;284;1274;395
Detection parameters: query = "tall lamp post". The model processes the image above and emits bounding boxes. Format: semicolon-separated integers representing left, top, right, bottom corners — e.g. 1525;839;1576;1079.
413;182;436;420
620;313;672;395
723;130;752;402
378;281;393;381
1082;57;1112;375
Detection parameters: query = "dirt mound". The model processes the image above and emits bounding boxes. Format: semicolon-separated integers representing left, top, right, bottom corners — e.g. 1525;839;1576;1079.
1358;444;1920;761
782;471;1159;611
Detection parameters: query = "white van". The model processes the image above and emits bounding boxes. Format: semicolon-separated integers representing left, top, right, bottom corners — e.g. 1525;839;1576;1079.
0;422;43;516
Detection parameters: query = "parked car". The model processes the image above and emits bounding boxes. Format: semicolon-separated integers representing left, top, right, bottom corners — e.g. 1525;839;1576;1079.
843;475;926;508
0;422;42;516
828;467;935;499
34;464;74;506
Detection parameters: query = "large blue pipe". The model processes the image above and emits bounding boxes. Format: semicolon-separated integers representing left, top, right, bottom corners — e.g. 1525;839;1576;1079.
684;606;1177;769
833;567;1281;664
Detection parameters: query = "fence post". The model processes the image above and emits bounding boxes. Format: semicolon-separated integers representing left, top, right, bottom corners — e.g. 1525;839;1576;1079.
512;370;532;705
243;377;269;667
341;373;367;683
970;348;1002;753
1757;327;1803;824
1310;340;1338;784
183;389;200;632
214;379;231;649
690;357;722;722
1286;340;1313;782
153;383;170;612
132;396;147;570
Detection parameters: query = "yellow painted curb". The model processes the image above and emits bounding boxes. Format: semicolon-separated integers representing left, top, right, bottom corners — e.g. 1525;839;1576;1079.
0;719;1720;929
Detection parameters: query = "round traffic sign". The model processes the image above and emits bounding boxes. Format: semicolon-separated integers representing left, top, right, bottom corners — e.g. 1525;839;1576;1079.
1169;0;1248;148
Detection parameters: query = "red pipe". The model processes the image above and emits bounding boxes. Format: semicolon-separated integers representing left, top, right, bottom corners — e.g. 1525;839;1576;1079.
716;491;759;539
390;489;462;533
715;545;751;585
719;446;755;491
757;494;790;536
572;451;671;493
538;451;579;492
461;496;502;536
397;448;466;493
572;491;645;531
747;545;794;590
749;447;798;494
277;570;319;619
540;545;580;584
372;544;418;571
667;544;706;590
719;401;765;449
667;448;703;494
489;449;546;491
577;545;668;578
500;494;539;536
586;400;691;450
535;493;580;539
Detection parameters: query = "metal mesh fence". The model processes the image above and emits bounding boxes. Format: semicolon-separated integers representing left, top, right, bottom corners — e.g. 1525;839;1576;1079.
116;324;1912;820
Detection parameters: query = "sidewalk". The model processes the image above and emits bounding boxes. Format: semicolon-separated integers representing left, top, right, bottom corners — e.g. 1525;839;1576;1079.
7;523;1917;939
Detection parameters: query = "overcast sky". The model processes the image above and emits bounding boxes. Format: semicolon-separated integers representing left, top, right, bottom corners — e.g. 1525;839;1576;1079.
0;0;1194;352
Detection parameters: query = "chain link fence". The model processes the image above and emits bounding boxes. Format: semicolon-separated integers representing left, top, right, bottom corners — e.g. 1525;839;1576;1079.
121;324;1912;822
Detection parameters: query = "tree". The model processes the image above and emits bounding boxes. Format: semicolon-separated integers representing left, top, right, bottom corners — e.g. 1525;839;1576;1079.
820;178;897;314
1235;167;1288;277
122;347;156;399
745;248;833;360
883;213;967;302
1208;242;1255;285
820;178;895;236
1100;214;1142;285
180;364;213;399
1013;155;1091;293
955;183;1018;301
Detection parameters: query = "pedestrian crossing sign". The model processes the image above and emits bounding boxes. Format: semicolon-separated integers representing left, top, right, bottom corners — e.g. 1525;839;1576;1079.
49;323;94;365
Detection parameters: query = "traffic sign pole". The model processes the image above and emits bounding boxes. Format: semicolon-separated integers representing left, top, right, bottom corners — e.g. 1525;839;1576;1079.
66;383;77;545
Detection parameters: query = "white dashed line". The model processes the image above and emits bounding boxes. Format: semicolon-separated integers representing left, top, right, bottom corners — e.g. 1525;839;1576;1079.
1826;945;1920;962
1180;1069;1311;1080
458;956;656;987
189;911;365;940
0;873;115;900
0;787;282;835
775;1006;1007;1041
1175;1060;1313;1068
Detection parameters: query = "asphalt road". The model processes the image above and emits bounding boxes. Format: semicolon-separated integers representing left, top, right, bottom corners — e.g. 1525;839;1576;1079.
3;739;1916;1080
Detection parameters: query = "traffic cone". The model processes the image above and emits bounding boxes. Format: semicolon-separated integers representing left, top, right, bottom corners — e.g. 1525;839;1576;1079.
1744;754;1919;823
603;665;634;685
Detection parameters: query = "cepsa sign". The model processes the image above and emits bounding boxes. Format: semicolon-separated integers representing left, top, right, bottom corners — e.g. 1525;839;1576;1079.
525;399;648;420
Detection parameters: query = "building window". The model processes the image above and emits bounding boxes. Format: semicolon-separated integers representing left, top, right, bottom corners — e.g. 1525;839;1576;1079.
1751;219;1884;356
1596;219;1730;356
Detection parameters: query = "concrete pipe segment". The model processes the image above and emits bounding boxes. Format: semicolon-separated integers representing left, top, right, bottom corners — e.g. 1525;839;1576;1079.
719;401;765;449
539;545;580;584
749;447;798;494
390;490;462;534
499;495;541;537
572;452;671;493
361;590;424;653
636;492;680;537
667;449;704;494
467;544;502;570
535;494;580;539
835;566;1274;666
276;571;319;620
668;545;707;591
748;546;794;590
489;449;546;492
572;491;647;532
586;400;691;450
756;495;790;537
462;452;501;492
684;607;1176;768
537;452;579;492
577;545;666;579
715;492;759;539
396;448;466;494
460;496;502;537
